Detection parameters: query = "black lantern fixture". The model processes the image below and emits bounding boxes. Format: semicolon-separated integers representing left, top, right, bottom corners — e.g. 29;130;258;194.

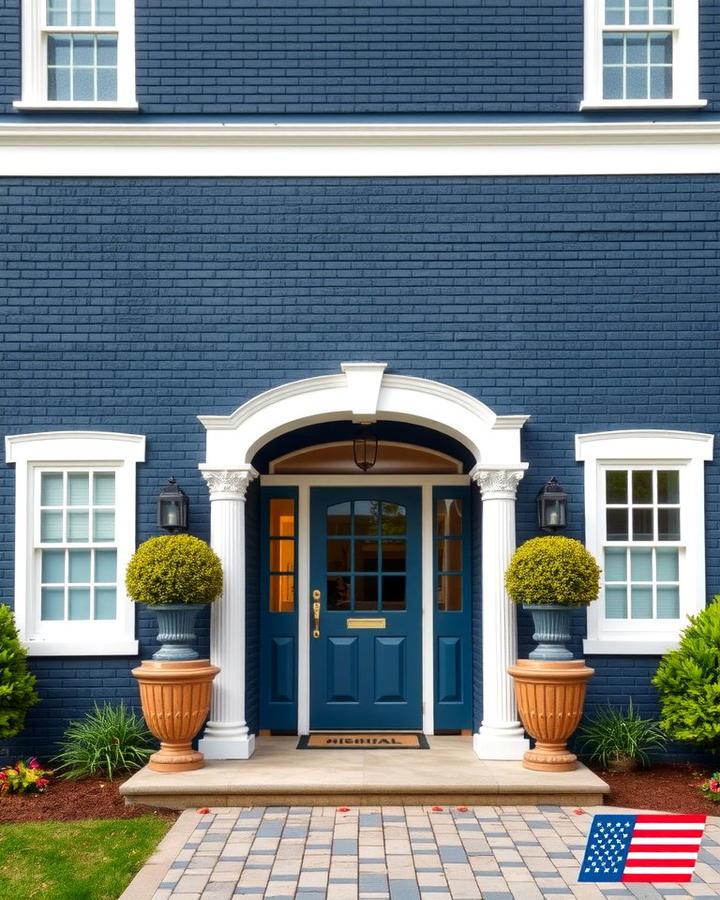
537;476;568;532
352;428;379;472
157;477;189;533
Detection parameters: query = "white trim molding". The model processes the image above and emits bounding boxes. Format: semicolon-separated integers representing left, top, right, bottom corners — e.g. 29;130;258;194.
576;429;714;655
5;431;145;656
4;120;720;176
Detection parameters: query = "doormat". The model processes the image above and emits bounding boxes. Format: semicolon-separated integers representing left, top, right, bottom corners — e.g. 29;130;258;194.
297;733;429;750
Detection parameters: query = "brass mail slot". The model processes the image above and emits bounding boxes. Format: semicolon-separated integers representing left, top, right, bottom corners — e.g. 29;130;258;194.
346;618;386;629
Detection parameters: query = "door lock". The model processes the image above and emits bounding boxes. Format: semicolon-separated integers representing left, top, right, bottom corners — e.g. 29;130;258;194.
312;590;321;638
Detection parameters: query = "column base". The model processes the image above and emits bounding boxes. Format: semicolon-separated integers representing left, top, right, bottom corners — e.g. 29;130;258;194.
198;728;256;760
473;726;529;761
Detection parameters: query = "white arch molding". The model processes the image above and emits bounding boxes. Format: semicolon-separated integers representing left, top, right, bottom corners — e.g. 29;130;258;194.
198;363;531;761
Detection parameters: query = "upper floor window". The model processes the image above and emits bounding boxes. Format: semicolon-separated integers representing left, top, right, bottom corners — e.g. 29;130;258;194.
15;0;137;110
582;0;704;109
576;430;713;655
5;431;145;655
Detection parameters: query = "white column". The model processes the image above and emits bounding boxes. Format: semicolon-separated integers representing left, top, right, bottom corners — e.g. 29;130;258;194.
472;467;530;761
198;465;257;760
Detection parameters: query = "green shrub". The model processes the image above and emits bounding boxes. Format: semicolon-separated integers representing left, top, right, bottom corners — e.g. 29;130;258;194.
505;536;601;607
125;534;223;606
577;701;666;769
0;604;39;738
653;596;720;752
53;701;155;779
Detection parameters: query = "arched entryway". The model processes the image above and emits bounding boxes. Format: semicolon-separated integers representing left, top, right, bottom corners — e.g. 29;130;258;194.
197;363;531;761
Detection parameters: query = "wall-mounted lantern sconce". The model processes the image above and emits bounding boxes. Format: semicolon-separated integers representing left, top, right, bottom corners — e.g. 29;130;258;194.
537;476;568;532
157;477;189;533
353;429;379;472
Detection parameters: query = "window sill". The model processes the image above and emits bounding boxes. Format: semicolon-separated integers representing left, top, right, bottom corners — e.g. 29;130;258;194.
24;638;139;657
580;98;707;110
583;638;679;655
13;100;139;111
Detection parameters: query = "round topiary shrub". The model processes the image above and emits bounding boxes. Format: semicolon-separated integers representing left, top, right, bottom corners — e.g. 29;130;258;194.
505;535;601;607
125;535;223;606
653;596;720;752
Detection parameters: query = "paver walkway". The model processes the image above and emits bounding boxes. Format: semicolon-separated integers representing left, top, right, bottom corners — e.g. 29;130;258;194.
122;805;720;900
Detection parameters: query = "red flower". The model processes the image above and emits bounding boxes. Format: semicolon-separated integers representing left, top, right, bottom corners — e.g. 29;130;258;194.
28;758;41;770
36;778;49;787
0;771;6;780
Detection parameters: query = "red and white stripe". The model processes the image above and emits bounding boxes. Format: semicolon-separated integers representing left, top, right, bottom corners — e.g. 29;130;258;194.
622;815;707;883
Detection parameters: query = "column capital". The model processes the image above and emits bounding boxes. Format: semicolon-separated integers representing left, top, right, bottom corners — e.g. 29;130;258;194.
471;465;527;500
200;465;258;501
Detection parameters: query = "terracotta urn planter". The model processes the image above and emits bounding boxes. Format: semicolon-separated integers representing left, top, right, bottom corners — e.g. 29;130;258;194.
132;659;220;772
508;659;594;772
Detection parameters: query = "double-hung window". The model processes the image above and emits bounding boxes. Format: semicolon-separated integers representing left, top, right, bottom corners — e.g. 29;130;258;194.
576;430;713;654
582;0;704;108
15;0;137;109
6;432;145;655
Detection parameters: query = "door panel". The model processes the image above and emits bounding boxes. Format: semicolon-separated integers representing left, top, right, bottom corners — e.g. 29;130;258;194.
310;487;421;730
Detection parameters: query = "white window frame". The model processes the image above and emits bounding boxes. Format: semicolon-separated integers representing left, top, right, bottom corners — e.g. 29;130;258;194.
5;431;145;655
582;0;705;109
14;0;138;110
576;430;713;655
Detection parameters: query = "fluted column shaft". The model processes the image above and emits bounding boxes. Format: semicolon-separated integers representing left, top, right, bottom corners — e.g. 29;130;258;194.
472;467;530;760
198;466;257;760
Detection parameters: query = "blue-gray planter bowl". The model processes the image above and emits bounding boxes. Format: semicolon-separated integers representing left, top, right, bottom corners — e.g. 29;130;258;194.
149;603;209;661
523;603;574;661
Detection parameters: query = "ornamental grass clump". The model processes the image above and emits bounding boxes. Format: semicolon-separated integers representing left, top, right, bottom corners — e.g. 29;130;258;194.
505;535;601;607
653;596;720;752
53;701;155;779
125;534;223;606
577;701;666;770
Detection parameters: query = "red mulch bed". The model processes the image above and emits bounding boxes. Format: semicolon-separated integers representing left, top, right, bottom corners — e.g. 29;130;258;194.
590;762;720;816
0;776;178;824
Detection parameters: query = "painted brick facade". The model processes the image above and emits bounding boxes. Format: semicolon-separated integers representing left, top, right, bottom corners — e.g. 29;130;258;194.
1;175;718;758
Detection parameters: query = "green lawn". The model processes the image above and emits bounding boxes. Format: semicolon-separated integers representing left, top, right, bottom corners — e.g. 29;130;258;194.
0;816;172;900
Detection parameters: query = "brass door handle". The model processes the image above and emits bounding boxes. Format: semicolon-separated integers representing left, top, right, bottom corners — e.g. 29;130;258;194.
312;590;321;638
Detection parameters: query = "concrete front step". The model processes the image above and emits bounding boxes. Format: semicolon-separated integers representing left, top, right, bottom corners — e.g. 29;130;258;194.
120;735;609;810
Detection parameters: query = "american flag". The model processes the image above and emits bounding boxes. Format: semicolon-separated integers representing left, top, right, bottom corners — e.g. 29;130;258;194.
578;813;707;883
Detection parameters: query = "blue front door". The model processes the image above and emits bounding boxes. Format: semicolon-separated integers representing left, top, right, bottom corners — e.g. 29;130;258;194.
309;487;422;730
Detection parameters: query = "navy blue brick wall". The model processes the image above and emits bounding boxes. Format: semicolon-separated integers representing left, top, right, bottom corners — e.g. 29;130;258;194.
1;175;719;760
2;2;720;115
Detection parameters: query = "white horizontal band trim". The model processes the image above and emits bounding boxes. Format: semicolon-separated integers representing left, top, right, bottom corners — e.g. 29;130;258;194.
13;101;139;111
2;120;720;176
25;639;139;656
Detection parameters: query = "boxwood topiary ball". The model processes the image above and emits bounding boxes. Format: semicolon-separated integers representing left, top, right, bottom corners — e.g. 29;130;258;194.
126;534;223;606
505;535;600;607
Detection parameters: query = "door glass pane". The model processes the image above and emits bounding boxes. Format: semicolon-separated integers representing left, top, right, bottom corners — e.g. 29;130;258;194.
95;549;117;583
604;547;627;581
630;548;653;581
631;586;653;618
41;510;64;542
69;587;90;620
606;471;627;504
657;586;679;618
436;498;462;536
42;549;65;583
354;501;378;535
632;470;653;503
355;575;378;610
657;470;679;504
327;502;351;536
605;586;627;618
93;472;115;506
381;503;406;535
270;498;295;537
94;586;117;619
656;547;678;581
437;574;462;612
382;540;406;573
270;539;294;573
41;587;65;620
69;549;91;582
606;508;628;540
67;472;89;506
354;540;378;572
93;510;115;541
41;472;64;506
437;539;462;572
269;575;295;613
658;507;680;541
326;539;350;572
382;575;406;611
327;576;351;610
632;508;653;540
68;510;89;542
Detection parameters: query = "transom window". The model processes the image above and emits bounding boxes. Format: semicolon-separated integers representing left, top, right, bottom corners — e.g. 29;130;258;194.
16;0;136;109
